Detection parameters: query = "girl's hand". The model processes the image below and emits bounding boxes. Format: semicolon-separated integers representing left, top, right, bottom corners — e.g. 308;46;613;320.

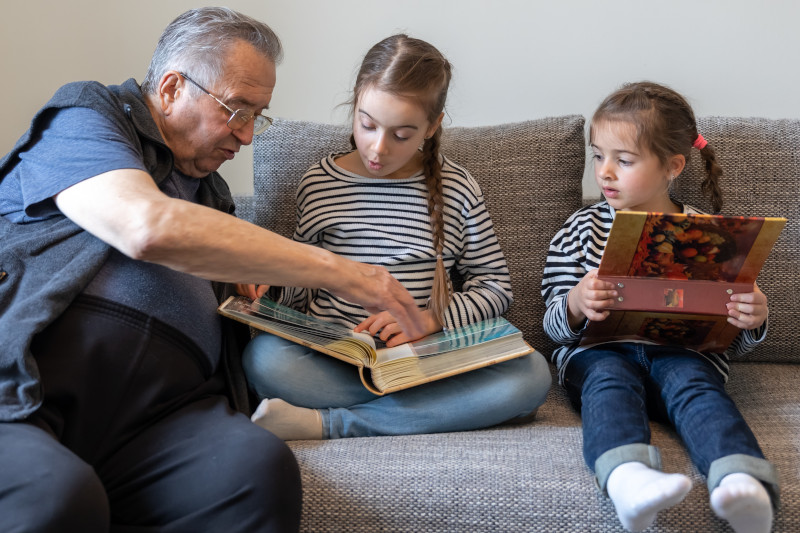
566;270;618;329
727;283;768;330
235;283;271;300
328;259;428;341
355;309;442;348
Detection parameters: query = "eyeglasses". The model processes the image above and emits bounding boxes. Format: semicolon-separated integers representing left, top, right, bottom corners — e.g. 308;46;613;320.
179;72;273;135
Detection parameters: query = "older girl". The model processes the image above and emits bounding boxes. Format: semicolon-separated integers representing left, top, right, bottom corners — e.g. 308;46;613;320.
240;35;550;440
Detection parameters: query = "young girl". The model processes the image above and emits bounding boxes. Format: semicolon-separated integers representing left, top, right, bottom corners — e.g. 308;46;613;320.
239;34;551;440
542;81;778;533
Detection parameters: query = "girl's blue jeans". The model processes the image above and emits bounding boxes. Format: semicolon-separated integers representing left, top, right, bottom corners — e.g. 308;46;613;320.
242;332;551;439
563;342;779;505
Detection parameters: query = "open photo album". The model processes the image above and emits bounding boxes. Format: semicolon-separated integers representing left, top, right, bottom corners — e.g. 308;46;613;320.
219;296;533;394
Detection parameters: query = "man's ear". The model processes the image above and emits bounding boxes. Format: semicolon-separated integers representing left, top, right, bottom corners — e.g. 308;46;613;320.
157;71;183;115
669;153;686;179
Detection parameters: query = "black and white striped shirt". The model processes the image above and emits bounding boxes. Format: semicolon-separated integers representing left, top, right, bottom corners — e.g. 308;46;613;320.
541;201;766;384
278;153;512;330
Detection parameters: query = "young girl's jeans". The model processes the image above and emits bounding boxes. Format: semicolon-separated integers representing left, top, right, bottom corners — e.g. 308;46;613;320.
563;342;779;504
243;333;552;439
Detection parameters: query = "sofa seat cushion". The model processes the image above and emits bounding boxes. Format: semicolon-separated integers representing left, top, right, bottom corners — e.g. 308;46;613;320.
289;362;800;532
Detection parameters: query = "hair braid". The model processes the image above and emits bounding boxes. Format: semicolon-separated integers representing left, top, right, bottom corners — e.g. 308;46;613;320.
648;86;724;212
422;129;452;324
699;144;724;213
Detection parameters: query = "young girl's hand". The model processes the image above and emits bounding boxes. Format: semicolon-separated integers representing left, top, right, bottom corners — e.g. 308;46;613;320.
727;283;768;330
235;283;271;300
355;309;442;348
566;270;618;329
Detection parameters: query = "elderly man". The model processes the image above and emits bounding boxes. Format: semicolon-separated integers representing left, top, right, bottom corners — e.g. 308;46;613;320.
0;7;424;532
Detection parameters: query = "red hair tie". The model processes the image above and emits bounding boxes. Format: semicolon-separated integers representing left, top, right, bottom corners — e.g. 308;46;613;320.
693;134;708;150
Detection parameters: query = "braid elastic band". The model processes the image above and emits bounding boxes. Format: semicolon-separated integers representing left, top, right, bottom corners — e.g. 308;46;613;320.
693;134;708;150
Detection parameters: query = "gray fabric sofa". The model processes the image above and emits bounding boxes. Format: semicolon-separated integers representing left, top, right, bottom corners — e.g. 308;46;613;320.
234;116;799;532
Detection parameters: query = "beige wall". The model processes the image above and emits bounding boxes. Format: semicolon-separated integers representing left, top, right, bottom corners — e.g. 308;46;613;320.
2;0;799;196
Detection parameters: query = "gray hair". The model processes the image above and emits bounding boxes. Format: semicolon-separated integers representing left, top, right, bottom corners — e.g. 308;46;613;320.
141;7;283;94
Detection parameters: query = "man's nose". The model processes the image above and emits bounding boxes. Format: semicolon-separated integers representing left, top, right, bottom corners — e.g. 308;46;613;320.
233;121;255;145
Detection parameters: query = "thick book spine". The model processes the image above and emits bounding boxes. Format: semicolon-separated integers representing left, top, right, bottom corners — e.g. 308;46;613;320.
599;276;753;315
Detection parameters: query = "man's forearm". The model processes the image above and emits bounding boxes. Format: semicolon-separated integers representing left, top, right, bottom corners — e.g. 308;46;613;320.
140;198;345;289
54;168;426;338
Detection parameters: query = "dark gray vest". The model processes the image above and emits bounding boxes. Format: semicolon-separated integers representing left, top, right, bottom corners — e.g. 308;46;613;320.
0;79;241;420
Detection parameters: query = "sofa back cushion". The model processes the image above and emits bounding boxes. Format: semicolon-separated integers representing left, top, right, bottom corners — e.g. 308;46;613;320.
674;117;800;363
249;116;586;356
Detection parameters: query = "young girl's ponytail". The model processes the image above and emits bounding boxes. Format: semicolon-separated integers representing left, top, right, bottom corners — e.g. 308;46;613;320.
697;143;724;213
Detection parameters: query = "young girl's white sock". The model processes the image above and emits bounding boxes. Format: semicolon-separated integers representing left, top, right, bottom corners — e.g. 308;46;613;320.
710;473;773;533
606;461;693;532
251;398;323;441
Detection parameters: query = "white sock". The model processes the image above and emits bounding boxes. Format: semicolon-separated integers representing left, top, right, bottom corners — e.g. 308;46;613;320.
606;461;693;532
710;473;773;533
251;398;323;441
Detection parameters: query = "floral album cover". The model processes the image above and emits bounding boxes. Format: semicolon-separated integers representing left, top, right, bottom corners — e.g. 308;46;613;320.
581;211;785;352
